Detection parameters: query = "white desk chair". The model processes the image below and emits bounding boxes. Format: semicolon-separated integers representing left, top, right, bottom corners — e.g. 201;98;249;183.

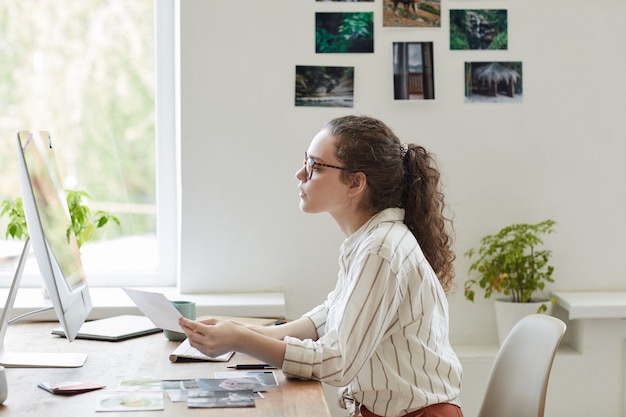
476;314;566;417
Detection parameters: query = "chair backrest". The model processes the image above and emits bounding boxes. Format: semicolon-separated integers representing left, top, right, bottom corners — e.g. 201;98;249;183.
476;314;566;417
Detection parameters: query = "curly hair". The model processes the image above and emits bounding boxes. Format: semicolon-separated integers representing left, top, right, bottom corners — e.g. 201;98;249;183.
324;115;455;292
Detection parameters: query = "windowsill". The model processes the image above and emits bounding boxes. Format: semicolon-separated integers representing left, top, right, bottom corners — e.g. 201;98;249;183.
0;287;286;322
552;290;626;319
453;291;626;359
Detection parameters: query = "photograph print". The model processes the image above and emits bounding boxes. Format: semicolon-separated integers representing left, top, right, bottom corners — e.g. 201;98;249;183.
450;9;508;50
316;12;374;53
382;0;441;28
465;61;522;103
393;42;435;100
295;65;354;108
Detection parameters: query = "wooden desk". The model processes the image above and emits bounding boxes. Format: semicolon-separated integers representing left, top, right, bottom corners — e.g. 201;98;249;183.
0;322;332;417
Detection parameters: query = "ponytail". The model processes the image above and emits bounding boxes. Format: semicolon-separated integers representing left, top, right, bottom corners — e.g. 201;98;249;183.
402;145;455;292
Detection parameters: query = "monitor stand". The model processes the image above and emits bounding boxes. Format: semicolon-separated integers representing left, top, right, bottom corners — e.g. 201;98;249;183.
0;238;87;367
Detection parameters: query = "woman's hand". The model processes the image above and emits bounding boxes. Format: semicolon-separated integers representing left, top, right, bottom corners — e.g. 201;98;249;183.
178;317;242;358
177;316;318;369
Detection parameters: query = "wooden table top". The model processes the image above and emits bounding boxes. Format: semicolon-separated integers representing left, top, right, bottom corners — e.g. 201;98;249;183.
0;320;332;417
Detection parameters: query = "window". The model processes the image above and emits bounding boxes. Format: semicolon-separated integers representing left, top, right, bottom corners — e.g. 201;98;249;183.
0;0;176;287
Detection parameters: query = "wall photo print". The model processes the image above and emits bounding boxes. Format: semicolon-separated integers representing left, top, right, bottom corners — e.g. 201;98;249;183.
450;10;508;50
383;0;441;28
316;12;374;53
465;62;522;103
295;65;354;108
393;42;434;100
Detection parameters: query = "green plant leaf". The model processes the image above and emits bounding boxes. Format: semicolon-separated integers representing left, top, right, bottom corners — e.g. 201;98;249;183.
464;220;556;305
1;190;121;249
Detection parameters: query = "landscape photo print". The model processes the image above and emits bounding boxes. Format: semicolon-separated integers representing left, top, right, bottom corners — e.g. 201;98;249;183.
295;65;355;108
383;0;441;28
465;61;522;103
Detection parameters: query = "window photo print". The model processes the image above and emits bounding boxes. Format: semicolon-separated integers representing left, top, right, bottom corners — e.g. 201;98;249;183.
450;9;508;50
382;0;441;28
315;12;374;53
393;42;435;100
295;65;354;108
464;61;522;103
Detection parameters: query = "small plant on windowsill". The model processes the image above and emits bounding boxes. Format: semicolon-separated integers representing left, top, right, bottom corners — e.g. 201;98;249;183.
463;219;557;313
0;190;120;249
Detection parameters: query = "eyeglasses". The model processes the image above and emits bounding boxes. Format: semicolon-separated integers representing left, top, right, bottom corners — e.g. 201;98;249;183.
303;152;346;180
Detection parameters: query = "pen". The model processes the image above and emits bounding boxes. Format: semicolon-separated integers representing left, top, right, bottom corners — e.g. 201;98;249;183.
227;364;276;370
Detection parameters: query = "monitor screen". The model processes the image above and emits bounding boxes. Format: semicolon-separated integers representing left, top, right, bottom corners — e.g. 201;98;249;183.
16;131;92;341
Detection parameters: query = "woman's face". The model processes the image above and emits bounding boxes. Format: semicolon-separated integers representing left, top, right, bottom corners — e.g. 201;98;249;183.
295;129;351;216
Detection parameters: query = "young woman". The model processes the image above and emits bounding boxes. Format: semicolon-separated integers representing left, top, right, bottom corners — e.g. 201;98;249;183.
179;115;464;417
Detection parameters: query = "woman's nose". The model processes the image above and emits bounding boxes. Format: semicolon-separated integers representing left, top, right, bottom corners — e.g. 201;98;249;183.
295;165;307;182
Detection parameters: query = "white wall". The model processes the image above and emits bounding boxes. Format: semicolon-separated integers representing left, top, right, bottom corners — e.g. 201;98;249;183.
179;0;626;349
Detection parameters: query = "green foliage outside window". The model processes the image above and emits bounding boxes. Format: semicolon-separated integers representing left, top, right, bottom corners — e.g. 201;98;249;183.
0;1;155;241
1;190;120;249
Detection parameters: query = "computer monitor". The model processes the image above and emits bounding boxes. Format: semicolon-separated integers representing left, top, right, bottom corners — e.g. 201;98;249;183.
0;131;92;367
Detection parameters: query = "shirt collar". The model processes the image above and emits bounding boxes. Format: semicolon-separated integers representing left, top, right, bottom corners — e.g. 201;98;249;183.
341;208;405;254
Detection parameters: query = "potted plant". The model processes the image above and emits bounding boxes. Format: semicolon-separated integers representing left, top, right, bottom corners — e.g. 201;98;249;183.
1;189;120;249
463;219;556;343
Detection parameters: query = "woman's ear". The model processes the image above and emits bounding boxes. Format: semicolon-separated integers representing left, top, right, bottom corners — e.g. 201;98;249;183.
347;172;367;198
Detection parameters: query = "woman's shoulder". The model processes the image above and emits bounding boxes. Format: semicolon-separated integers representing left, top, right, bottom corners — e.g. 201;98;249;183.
363;218;417;259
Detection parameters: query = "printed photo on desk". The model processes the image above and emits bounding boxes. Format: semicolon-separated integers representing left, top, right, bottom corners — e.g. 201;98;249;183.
161;381;260;407
117;379;162;392
161;379;201;403
197;377;266;393
214;371;278;388
187;390;255;408
95;392;164;412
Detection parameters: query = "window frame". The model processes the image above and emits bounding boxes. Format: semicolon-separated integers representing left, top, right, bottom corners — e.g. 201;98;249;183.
1;0;178;289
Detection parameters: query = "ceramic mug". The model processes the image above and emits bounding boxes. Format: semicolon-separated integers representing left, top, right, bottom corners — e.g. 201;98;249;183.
164;300;196;341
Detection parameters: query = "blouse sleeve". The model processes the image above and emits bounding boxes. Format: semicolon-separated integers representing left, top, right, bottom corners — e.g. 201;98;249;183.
282;251;406;386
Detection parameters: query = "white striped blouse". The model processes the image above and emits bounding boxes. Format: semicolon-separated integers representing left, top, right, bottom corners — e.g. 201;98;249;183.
282;208;462;417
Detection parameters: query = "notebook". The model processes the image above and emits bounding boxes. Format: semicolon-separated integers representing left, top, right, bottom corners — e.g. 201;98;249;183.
169;338;234;363
51;315;161;342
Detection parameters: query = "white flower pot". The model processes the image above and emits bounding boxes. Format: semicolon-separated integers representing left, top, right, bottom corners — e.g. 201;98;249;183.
494;299;553;345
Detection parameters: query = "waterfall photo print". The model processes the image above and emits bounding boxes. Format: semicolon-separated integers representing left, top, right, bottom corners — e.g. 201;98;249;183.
450;9;508;50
